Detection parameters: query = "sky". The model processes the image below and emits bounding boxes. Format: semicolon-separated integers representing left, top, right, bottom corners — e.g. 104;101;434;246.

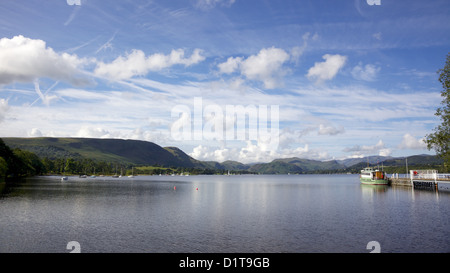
0;0;449;164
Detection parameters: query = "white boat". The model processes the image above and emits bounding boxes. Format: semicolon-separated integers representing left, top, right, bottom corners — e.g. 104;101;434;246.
128;167;134;178
360;167;389;185
61;161;68;181
112;165;119;178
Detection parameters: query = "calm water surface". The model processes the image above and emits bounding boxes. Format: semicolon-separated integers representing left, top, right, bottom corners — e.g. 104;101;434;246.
0;174;449;253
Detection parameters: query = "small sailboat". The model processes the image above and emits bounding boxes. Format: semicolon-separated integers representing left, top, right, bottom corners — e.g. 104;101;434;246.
128;167;135;178
112;165;119;178
80;167;87;178
61;161;68;181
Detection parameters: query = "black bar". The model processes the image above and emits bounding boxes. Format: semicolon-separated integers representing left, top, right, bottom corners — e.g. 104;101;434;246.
4;253;449;272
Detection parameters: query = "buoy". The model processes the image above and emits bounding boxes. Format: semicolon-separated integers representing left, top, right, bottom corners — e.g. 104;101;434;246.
196;187;198;191
174;186;176;190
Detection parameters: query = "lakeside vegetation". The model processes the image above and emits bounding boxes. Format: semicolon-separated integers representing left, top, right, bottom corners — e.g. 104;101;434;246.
0;138;255;179
425;52;450;172
1;138;46;179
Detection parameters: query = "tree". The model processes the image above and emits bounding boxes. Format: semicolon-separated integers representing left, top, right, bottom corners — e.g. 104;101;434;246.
0;138;23;177
65;158;77;174
425;53;450;171
0;139;46;177
0;157;7;179
13;149;46;176
42;157;55;174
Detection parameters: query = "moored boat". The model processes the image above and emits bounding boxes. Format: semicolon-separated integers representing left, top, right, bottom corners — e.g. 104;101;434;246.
360;167;389;185
128;167;134;178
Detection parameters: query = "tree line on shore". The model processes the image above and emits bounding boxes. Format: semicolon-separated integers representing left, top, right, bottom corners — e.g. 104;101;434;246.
1;138;45;178
0;138;253;179
1;138;139;178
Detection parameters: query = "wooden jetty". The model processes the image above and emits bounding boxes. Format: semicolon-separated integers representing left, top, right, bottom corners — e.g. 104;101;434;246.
389;169;450;190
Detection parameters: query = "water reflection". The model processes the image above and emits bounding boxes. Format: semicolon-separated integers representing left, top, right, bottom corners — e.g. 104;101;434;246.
360;184;389;193
1;175;450;253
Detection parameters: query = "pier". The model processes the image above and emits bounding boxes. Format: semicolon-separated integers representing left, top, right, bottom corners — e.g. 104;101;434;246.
389;169;450;190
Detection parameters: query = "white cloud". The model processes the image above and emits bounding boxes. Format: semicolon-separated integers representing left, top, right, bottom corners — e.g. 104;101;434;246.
190;145;210;161
190;145;236;163
28;128;43;137
76;126;113;138
95;31;118;54
343;139;391;157
306;54;347;83
238;141;279;163
0;35;90;86
218;56;242;74
240;47;290;89
379;148;392;157
373;32;382;40
0;98;9;123
94;48;205;81
290;32;318;64
318;124;345;136
32;81;59;106
351;63;380;81
189;141;331;164
398;133;427;149
278;127;313;149
217;47;291;89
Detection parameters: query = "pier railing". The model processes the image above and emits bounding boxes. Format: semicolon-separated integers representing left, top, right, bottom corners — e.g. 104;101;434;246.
410;169;437;182
409;169;450;184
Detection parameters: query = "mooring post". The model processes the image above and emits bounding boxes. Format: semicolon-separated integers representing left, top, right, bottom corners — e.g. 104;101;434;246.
434;171;438;190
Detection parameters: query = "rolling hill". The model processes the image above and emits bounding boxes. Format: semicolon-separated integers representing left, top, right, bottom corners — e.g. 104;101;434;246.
248;157;345;174
2;137;201;168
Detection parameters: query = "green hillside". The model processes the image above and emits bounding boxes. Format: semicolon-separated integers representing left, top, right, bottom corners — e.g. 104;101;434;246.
220;160;249;171
248;157;345;174
163;146;203;168
346;155;445;173
3;137;196;167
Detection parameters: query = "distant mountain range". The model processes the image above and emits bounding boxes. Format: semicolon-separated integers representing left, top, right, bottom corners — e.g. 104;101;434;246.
2;137;443;174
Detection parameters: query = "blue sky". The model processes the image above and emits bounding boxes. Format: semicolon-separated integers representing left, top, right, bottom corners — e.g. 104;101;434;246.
0;0;449;163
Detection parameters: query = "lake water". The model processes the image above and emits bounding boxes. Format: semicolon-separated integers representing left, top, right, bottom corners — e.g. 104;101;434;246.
0;174;449;253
